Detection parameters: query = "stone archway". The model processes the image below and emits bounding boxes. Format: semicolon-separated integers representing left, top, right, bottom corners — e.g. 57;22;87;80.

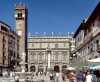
38;65;43;72
30;66;35;72
54;65;60;72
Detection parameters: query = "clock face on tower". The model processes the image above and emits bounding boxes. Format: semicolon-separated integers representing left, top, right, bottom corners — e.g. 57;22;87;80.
17;31;22;36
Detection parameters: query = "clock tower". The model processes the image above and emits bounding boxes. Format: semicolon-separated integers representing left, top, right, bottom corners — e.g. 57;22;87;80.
15;5;28;71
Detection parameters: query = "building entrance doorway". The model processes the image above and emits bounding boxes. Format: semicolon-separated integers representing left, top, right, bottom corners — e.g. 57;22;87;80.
38;66;43;73
30;66;35;72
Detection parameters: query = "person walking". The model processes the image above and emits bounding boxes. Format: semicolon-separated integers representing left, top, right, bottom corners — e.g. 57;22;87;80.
76;71;85;82
85;71;92;82
91;70;97;82
67;71;76;82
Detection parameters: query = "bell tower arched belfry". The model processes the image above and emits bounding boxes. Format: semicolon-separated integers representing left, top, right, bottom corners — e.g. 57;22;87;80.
14;5;28;71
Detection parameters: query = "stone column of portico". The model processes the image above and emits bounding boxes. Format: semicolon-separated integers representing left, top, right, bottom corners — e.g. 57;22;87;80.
59;65;62;72
35;65;38;74
28;64;31;72
43;65;46;73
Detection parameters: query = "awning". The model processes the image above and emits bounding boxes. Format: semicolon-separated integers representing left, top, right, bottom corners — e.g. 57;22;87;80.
90;65;100;69
88;58;100;63
66;67;76;70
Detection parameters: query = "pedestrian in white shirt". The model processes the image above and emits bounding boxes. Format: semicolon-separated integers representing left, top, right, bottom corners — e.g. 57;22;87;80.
85;71;92;82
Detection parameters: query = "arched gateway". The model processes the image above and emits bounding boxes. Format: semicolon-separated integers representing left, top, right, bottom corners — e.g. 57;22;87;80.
54;65;60;72
30;66;35;72
38;65;43;72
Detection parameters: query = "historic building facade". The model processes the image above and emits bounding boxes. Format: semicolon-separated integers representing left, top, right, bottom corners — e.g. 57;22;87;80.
14;5;28;71
0;21;19;75
28;34;75;73
0;4;75;74
71;3;100;68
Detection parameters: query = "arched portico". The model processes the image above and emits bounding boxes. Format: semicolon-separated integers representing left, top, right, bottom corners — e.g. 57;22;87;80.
30;65;35;72
38;65;43;72
54;65;60;72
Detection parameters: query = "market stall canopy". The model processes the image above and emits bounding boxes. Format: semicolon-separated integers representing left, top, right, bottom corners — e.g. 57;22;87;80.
90;65;100;69
88;58;100;63
66;67;76;70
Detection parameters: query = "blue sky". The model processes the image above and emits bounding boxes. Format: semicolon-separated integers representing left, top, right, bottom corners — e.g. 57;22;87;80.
0;0;99;35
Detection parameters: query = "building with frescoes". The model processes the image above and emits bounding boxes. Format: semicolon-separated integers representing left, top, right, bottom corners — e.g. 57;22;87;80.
71;3;100;68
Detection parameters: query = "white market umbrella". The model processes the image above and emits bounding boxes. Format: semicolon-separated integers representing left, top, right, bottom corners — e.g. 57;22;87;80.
88;58;100;63
90;65;100;69
66;67;75;70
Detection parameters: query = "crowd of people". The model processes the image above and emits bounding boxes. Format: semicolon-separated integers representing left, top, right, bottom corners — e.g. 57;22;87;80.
12;68;100;82
25;69;100;82
64;69;100;82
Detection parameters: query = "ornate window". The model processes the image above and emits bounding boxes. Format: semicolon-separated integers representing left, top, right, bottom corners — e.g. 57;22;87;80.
54;52;58;61
38;52;43;61
96;40;99;48
32;43;34;47
94;20;100;27
62;52;67;61
55;43;58;48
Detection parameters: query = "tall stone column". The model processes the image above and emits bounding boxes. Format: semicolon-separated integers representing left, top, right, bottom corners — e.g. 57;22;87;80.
48;52;51;69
